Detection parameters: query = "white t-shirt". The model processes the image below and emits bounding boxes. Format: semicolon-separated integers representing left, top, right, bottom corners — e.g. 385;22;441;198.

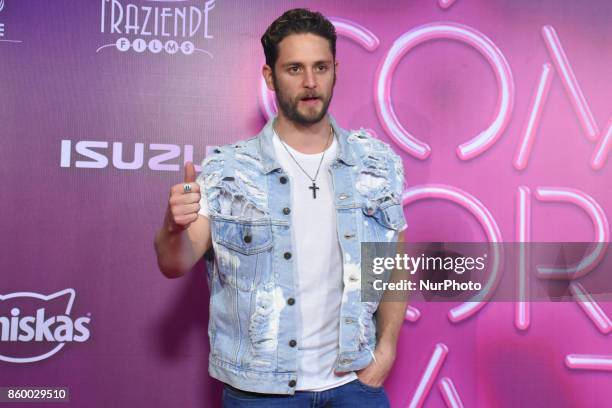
198;130;357;391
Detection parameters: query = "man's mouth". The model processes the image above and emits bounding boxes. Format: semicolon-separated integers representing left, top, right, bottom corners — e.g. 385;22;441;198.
300;96;320;104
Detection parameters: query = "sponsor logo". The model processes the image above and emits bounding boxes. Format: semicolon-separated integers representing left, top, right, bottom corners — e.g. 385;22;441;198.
0;0;23;44
97;0;215;56
59;140;214;172
0;289;91;364
0;0;4;38
59;140;213;172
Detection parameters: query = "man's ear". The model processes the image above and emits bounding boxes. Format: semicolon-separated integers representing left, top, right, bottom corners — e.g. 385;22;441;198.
334;60;339;76
262;65;275;91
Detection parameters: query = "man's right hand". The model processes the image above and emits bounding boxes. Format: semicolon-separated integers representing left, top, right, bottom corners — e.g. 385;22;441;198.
155;161;212;278
166;161;202;233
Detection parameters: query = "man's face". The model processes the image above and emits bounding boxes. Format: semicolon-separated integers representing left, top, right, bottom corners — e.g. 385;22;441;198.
270;33;337;125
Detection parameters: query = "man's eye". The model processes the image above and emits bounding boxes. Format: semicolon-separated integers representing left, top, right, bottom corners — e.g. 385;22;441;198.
317;65;328;71
289;66;300;73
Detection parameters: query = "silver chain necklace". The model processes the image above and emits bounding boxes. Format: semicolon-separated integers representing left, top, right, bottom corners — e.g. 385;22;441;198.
274;125;333;199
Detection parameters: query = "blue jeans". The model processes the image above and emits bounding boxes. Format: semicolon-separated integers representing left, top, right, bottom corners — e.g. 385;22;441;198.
222;379;390;407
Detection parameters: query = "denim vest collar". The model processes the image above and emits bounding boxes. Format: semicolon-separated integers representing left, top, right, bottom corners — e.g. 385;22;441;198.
257;113;357;174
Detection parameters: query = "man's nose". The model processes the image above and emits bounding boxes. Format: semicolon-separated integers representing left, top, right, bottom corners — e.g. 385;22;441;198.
303;68;317;89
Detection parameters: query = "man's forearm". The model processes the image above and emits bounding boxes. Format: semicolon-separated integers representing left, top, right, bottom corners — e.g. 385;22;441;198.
375;229;408;348
375;296;407;348
154;210;199;278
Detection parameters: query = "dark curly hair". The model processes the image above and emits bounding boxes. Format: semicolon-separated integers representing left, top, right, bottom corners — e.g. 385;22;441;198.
261;8;337;71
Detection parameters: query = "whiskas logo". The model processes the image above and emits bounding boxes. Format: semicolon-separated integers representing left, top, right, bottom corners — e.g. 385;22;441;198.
97;0;215;56
0;289;91;364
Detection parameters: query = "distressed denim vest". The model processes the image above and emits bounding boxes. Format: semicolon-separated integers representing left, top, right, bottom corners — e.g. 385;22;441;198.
198;114;407;394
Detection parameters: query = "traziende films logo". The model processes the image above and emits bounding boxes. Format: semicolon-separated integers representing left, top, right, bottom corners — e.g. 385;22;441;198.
97;0;215;57
0;289;91;364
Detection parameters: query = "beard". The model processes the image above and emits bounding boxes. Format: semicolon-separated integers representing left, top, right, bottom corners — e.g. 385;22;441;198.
272;72;336;126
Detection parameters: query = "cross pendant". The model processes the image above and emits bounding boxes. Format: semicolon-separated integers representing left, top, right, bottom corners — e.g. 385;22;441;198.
309;182;319;199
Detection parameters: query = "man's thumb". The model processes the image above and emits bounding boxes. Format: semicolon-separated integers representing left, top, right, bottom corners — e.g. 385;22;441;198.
184;161;196;183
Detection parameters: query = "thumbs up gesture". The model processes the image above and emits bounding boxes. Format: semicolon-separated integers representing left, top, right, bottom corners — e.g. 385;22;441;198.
166;161;201;232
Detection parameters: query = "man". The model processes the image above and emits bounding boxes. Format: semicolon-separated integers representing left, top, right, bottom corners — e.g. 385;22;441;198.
154;8;408;407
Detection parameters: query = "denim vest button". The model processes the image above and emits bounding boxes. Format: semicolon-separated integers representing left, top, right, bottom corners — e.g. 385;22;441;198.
279;176;288;184
288;380;296;387
283;252;292;260
243;235;252;243
283;207;291;215
287;297;295;305
289;339;297;347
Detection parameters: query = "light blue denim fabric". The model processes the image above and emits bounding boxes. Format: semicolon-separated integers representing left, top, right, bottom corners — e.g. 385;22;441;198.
197;114;407;395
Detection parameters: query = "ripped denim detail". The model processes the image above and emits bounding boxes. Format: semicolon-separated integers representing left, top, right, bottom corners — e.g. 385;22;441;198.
349;129;402;210
358;301;379;361
202;148;269;221
248;286;285;368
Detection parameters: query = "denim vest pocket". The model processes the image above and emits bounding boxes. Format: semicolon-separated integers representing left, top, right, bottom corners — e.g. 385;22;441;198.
362;196;405;231
212;217;273;291
214;219;273;254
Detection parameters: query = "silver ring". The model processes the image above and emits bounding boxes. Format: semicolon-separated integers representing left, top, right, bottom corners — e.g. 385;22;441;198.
183;183;192;193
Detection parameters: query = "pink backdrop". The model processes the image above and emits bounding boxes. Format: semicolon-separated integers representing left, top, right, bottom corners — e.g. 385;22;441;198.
1;0;610;406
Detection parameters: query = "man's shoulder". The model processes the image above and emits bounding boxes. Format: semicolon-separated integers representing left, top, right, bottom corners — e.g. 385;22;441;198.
214;135;260;154
344;127;406;196
199;136;260;167
345;127;402;165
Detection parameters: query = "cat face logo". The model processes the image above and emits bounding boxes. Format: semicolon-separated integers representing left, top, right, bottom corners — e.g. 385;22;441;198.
0;289;91;364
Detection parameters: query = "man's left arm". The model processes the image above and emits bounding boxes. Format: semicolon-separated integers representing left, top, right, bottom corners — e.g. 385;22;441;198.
356;228;408;387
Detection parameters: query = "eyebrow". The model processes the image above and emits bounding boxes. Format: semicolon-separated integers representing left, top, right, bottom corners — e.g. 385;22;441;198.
281;60;333;68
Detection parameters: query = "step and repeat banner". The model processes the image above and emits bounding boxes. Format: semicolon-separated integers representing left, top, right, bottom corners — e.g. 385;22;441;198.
1;0;611;406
